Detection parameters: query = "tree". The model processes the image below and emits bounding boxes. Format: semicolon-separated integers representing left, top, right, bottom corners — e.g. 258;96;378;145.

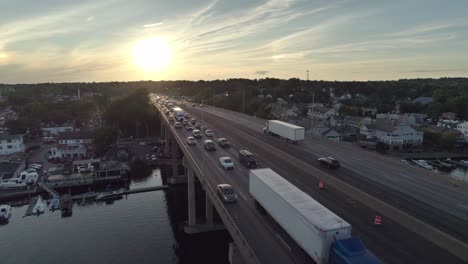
93;127;118;155
438;132;457;151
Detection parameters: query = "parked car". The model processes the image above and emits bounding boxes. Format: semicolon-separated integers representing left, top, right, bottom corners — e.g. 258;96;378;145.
318;157;340;169
239;149;257;168
219;157;234;170
187;137;196;146
204;140;216;151
218;138;231;148
204;129;214;137
174;122;182;128
194;122;202;129
217;184;237;203
192;130;202;139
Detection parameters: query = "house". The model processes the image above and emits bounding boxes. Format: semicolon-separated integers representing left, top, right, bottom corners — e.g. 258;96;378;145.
42;125;74;136
50;144;87;159
307;106;336;120
310;123;340;142
58;132;93;146
441;112;457;120
373;119;423;150
456;122;468;139
412;96;433;104
0;134;25;155
343;116;372;130
360;123;376;139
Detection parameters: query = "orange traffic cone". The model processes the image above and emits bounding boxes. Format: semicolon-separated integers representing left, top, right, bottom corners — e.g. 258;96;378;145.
374;215;382;226
319;181;324;189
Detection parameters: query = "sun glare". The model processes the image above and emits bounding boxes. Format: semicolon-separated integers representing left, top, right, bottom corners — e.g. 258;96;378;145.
132;37;172;72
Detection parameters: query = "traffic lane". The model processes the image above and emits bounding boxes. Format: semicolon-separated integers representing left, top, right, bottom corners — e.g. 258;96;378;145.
166;112;297;264
191;109;466;264
191;107;468;239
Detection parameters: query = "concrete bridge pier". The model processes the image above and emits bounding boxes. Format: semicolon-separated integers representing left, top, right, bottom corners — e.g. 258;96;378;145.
229;243;246;264
164;126;169;154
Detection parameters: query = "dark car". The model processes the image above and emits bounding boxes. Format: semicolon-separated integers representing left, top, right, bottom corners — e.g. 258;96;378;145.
218;138;231;148
194;122;202;129
192;130;202;139
217;184;237;203
191;118;197;124
239;149;257;168
318;157;340;169
185;125;194;131
204;140;216;151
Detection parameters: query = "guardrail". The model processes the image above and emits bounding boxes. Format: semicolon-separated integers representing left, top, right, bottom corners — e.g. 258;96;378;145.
153;101;261;264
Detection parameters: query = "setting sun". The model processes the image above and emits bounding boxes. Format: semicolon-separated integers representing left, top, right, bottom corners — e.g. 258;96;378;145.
132;37;172;72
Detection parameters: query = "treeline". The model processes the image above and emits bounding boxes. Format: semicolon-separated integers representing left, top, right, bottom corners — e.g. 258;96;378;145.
2;77;468;120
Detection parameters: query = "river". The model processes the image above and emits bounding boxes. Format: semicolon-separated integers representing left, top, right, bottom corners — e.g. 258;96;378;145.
0;170;230;264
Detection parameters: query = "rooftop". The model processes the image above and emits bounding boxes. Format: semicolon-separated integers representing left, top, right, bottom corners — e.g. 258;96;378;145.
58;131;93;140
0;162;22;179
0;134;23;141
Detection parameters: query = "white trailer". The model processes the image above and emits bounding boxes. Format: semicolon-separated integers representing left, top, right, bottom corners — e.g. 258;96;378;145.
173;107;185;121
249;168;352;264
263;120;305;143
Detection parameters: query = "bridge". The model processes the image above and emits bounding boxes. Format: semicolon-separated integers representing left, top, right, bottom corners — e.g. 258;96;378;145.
150;94;468;264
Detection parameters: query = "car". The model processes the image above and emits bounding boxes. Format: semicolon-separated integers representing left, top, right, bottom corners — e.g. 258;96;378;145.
192;130;202;139
145;154;150;160
191;118;197;124
219;157;234;170
204;140;216;151
192;104;196;107
151;154;157;161
168;116;174;122
187;137;196;145
204;129;214;137
170;108;174;112
217;184;237;203
164;110;169;115
318;157;340;169
184;113;190;118
185;125;194;131
182;120;189;125
218;138;231;148
239;149;257;168
200;104;203;107
194;122;201;129
174;122;182;128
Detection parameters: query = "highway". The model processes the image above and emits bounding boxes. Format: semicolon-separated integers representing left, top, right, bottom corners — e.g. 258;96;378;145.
152;97;467;263
153;100;311;264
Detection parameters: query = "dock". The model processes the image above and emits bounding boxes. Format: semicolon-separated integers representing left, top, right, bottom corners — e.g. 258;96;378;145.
38;181;59;198
122;185;168;195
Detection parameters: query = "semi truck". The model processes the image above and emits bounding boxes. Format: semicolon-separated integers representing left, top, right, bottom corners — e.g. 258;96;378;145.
249;168;380;264
263;120;305;143
173;107;185;121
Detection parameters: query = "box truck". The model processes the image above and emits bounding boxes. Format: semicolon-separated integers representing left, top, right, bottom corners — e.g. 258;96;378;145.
249;168;380;264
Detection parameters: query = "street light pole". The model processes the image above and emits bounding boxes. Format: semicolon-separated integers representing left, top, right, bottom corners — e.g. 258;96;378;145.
242;87;245;113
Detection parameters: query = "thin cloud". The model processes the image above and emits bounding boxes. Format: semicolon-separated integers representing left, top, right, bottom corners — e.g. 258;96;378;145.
143;22;163;28
255;71;270;75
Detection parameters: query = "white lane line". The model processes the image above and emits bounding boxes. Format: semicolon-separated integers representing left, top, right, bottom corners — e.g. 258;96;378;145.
239;191;248;201
276;234;291;251
399;173;415;180
384;175;400;182
457;203;468;210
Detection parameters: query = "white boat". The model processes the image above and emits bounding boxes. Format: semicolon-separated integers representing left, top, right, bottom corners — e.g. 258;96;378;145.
0;205;12;223
413;160;433;170
32;196;46;215
49;198;60;211
0;179;27;189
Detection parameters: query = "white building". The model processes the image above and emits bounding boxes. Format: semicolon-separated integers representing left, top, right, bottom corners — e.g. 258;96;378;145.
456;122;468;139
50;145;87;159
373;119;423;150
344;116;372;130
42;126;74;136
307;106;336;120
58;132;93;146
0;134;25;155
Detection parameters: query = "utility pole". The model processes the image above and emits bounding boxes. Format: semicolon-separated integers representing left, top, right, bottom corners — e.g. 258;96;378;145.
242;87;245;113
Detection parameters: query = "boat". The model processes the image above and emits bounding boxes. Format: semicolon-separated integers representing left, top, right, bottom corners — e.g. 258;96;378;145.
447;159;468;169
438;160;456;170
0;205;12;223
60;194;73;217
0;179;27;189
412;160;433;170
49;198;60;211
32;196;46;215
96;190;124;201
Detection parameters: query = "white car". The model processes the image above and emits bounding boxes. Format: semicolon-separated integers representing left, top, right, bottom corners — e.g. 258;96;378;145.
205;129;214;137
219;157;234;170
187;137;196;146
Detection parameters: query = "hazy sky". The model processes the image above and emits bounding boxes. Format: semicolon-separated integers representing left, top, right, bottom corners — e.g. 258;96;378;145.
1;0;468;83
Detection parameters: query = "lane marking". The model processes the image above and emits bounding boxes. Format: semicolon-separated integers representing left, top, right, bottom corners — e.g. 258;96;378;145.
399;173;415;180
239;191;248;201
457;203;468;210
275;234;291;251
383;175;400;182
